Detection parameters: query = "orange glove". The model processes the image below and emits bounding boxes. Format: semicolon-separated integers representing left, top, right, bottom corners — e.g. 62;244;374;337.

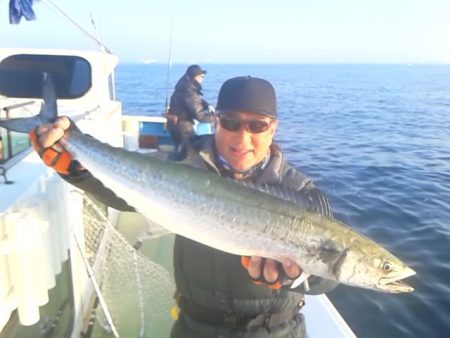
241;256;283;290
29;127;73;175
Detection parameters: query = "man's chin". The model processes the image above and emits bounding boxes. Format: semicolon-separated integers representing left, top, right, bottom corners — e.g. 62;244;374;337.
229;161;253;173
226;154;256;172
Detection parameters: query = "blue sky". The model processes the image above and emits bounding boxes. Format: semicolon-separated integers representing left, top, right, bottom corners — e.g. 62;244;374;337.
2;0;450;64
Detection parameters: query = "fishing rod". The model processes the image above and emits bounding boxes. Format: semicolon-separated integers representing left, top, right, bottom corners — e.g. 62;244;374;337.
89;13;107;54
163;18;174;114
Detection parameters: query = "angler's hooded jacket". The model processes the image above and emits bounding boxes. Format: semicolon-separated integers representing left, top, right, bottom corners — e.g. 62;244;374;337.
167;73;212;123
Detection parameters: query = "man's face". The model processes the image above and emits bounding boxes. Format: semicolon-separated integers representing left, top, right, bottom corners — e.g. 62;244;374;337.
214;111;277;172
194;74;205;84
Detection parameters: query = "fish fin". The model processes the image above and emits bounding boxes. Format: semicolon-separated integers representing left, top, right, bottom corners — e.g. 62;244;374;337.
40;72;58;122
0;115;47;133
318;239;345;263
0;72;57;133
243;182;333;217
291;272;311;290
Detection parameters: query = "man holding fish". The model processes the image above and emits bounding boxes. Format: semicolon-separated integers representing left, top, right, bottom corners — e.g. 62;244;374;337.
5;75;413;338
30;76;336;337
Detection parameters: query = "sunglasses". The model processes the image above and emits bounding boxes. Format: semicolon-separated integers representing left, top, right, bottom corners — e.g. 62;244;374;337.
219;116;273;133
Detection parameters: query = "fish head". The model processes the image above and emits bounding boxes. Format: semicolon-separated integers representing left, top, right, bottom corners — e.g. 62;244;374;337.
337;245;416;293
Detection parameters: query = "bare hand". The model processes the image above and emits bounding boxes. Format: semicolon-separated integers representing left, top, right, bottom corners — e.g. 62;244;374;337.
166;114;179;125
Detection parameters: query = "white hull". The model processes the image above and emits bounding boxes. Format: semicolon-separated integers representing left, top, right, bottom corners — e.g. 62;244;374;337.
0;48;122;337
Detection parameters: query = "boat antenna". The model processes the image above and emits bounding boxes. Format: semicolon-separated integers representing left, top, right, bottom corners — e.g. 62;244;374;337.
163;21;174;115
41;0;113;54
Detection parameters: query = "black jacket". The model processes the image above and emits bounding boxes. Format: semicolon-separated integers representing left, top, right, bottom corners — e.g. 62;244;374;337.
167;74;214;123
63;135;338;337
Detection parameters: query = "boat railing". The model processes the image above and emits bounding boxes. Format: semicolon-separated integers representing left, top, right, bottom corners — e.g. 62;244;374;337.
0;100;37;184
0;100;35;162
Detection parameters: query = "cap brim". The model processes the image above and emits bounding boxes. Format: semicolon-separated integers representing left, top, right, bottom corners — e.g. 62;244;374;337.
217;108;276;119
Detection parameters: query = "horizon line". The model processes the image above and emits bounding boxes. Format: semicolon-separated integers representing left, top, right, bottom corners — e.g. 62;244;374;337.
120;61;450;65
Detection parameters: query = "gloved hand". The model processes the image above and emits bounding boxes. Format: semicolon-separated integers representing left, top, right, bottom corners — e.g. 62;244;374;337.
241;256;302;289
166;114;179;125
29;117;78;175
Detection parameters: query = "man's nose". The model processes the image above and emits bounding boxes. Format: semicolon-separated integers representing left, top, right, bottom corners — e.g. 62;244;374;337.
235;126;253;143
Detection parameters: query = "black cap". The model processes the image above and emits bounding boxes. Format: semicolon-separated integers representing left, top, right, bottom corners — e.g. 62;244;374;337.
216;76;277;119
186;64;207;77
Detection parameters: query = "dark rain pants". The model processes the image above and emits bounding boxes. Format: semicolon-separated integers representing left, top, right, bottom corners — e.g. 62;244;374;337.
167;120;195;151
170;309;306;338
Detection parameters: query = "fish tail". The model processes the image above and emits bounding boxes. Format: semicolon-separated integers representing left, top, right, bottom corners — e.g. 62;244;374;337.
0;72;58;133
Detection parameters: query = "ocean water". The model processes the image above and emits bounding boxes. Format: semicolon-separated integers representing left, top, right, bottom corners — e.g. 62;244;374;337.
115;64;450;338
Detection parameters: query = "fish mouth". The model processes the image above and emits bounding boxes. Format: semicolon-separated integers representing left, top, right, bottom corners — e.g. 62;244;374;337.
378;267;416;293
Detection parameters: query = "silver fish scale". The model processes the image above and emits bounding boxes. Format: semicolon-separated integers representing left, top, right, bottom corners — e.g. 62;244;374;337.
64;132;324;261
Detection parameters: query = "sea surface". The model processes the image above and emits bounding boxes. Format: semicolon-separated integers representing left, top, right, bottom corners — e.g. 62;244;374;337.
115;63;450;338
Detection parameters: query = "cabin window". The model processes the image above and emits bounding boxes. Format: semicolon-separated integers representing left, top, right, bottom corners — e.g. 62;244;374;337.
0;54;92;99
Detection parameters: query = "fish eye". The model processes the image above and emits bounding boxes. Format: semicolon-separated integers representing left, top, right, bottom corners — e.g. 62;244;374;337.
382;261;393;272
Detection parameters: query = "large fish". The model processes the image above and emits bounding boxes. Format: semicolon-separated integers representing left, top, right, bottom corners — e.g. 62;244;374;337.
0;74;415;293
